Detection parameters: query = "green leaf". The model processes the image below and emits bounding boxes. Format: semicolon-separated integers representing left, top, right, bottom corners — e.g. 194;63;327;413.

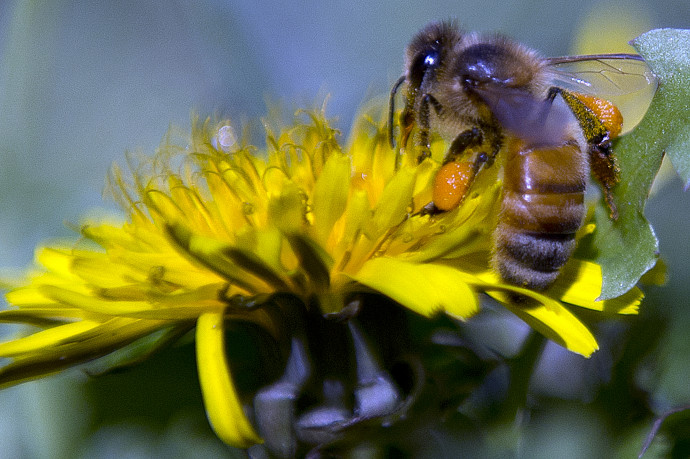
633;29;690;187
83;324;193;376
592;29;690;299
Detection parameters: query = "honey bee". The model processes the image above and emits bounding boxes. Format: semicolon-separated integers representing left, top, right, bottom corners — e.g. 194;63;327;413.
389;21;657;290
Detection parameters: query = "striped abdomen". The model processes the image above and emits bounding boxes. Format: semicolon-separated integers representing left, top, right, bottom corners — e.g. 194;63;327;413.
493;139;588;290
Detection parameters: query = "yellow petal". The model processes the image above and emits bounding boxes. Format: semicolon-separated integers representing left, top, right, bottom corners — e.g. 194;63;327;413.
265;168;305;233
485;283;599;358
368;167;416;237
165;223;268;293
196;311;263;447
168;182;215;233
503;301;597;357
551;260;602;301
35;247;79;280
640;258;667;286
0;308;86;324
550;260;642;314
349;257;479;320
0;318;166;389
331;189;371;266
0;320;101;357
146;188;185;221
234;227;285;276
311;154;351;245
5;286;56;306
598;288;643;315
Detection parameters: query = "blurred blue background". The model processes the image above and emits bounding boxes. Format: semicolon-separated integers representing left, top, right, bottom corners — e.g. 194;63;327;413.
1;1;689;457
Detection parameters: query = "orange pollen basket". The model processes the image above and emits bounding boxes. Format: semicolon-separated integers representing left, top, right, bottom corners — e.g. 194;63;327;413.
432;161;475;211
573;93;624;139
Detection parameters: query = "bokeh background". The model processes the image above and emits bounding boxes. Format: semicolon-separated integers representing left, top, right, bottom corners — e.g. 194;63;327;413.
1;1;689;457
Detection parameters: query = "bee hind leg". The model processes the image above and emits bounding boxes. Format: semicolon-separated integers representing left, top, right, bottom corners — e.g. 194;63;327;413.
589;139;620;220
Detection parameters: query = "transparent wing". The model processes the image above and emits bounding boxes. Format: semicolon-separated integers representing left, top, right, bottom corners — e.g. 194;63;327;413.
470;84;574;147
546;54;658;133
547;54;655;97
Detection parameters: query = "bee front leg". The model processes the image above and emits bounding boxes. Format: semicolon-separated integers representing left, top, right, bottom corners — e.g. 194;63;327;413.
416;93;444;163
392;103;417;170
399;107;415;152
388;74;406;149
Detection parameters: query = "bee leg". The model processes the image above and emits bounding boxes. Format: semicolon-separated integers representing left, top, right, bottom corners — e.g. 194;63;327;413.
399;107;415;151
420;201;440;216
391;105;417;170
589;138;620;220
553;87;621;220
422;127;486;214
421;148;490;216
545;86;560;103
443;127;483;164
475;119;503;168
388;74;406;149
417;93;443;163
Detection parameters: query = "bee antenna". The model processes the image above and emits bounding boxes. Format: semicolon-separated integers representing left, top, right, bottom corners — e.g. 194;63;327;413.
389;75;406;148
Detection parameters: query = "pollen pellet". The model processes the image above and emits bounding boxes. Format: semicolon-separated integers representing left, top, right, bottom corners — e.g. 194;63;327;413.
573;93;624;139
432;161;474;211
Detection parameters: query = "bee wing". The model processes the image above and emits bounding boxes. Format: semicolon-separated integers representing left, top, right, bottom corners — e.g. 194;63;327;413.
470;84;575;147
546;55;658;133
546;55;655;97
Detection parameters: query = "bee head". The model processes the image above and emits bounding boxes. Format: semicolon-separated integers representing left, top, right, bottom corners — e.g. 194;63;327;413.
405;21;463;92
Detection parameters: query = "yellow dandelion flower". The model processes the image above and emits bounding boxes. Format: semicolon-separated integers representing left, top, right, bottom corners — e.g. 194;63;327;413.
0;101;641;452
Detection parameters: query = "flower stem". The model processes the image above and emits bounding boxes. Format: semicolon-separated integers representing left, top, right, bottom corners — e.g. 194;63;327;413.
502;330;546;424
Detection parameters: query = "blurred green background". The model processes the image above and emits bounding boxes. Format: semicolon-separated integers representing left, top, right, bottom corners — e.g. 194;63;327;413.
1;1;689;457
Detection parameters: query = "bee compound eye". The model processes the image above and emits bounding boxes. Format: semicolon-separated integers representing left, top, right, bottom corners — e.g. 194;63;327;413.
409;49;440;89
423;50;439;67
